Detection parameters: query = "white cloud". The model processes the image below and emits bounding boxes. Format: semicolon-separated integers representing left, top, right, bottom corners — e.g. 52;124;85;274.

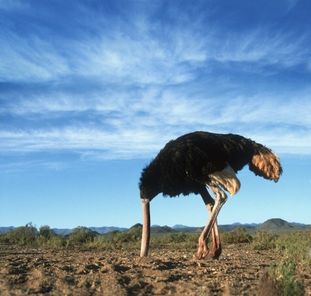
207;30;308;70
69;26;309;83
0;127;166;159
0;30;197;85
2;13;308;86
211;93;311;127
1;2;310;161
0;159;66;173
1;85;311;159
71;31;204;85
6;84;311;126
0;34;70;82
1;121;311;160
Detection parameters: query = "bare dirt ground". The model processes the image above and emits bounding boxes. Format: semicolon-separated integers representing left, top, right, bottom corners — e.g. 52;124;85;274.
0;244;309;295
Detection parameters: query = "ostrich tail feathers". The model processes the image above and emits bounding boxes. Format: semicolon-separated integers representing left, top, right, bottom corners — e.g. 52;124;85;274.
249;145;282;182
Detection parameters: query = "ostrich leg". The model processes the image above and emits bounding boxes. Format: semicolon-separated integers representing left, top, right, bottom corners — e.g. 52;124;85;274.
195;186;227;259
195;188;219;258
140;198;150;257
206;204;222;258
195;164;241;259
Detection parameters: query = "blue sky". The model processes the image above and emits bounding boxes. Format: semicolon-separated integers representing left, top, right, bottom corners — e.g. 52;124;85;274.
1;0;311;228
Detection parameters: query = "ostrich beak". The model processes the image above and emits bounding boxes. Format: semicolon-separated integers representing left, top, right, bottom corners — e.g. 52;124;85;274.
140;198;150;257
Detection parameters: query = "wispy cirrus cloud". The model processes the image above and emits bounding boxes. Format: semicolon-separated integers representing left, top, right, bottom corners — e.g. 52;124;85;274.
0;159;66;174
1;2;310;85
0;33;71;82
209;30;309;69
1;84;311;158
0;127;163;159
1;122;311;160
3;83;311;125
1;0;311;164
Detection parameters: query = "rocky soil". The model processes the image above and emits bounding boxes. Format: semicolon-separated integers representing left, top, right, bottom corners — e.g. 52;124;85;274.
0;244;309;295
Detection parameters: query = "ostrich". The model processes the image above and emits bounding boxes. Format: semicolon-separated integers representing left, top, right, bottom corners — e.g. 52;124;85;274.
139;131;282;258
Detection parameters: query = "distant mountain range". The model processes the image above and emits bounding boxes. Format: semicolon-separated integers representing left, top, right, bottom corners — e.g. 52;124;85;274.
0;218;310;235
0;226;128;235
258;218;311;232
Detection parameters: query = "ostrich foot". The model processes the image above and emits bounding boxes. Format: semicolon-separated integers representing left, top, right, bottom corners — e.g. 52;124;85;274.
205;244;222;259
206;226;222;259
194;224;221;259
193;239;209;259
194;243;221;259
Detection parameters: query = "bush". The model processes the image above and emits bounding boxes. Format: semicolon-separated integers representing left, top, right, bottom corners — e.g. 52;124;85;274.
269;258;304;296
117;226;141;243
275;231;311;267
252;231;278;250
44;235;66;248
39;225;55;240
2;223;38;246
66;227;98;247
222;228;253;244
167;232;188;243
264;231;311;296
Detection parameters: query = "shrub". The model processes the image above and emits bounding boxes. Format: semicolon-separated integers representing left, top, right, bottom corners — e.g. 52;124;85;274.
252;231;278;250
119;226;142;242
44;235;66;248
167;232;188;243
90;235;111;249
151;233;182;245
269;258;304;296
66;227;97;247
2;223;38;246
39;225;55;240
149;232;198;250
221;228;253;244
264;231;311;296
275;231;311;267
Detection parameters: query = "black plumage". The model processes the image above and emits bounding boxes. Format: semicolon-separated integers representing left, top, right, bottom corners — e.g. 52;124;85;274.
139;131;281;200
139;131;282;258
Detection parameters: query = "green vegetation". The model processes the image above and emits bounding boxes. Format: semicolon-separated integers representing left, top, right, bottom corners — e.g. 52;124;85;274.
66;227;97;248
1;224;310;294
221;227;253;244
252;231;277;250
269;258;304;296
253;230;311;295
39;225;54;240
275;231;311;266
0;223;38;247
37;225;66;248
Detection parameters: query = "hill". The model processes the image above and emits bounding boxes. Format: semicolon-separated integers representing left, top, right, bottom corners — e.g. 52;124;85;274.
219;223;258;232
258;218;294;232
0;227;14;234
1;219;310;235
